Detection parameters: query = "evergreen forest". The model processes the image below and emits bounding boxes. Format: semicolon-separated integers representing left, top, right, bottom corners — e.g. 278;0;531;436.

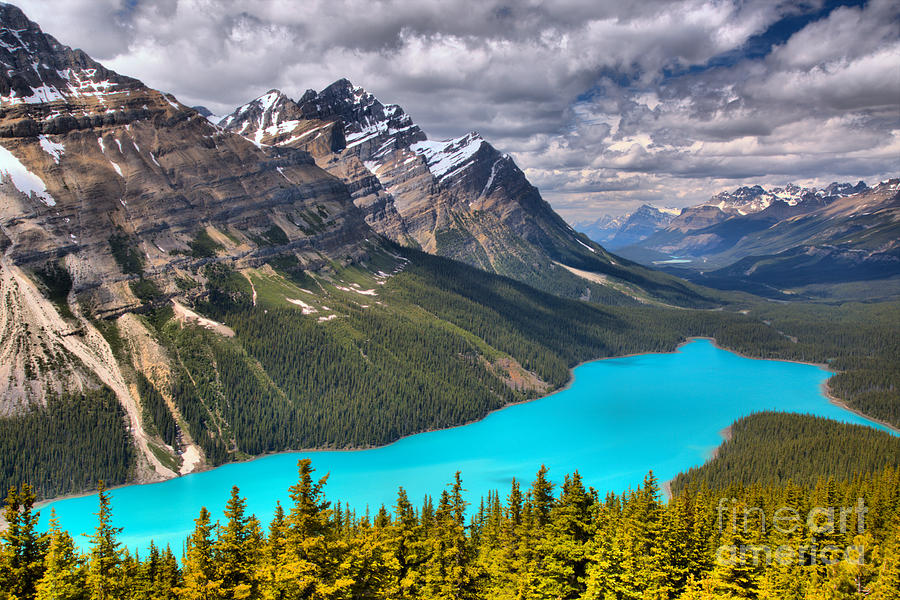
1;457;899;599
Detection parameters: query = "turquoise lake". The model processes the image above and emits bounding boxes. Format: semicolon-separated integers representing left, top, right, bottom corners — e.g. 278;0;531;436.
40;339;896;553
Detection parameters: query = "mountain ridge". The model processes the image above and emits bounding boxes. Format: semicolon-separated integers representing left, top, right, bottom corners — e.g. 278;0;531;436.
578;204;680;250
0;2;716;498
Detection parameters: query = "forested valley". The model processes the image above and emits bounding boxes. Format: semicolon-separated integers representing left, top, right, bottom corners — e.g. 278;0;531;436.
1;248;898;499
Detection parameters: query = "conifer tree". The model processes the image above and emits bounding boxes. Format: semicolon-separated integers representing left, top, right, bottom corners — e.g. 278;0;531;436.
0;484;47;600
215;486;260;599
263;459;340;598
178;506;221;600
260;501;287;597
86;482;124;600
709;502;761;598
35;510;84;600
529;465;554;528
337;514;399;599
537;471;595;599
870;517;900;599
157;545;181;599
392;487;423;598
583;494;629;598
423;474;480;599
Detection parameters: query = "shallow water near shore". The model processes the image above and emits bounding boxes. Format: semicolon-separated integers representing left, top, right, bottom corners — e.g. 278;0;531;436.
41;339;895;552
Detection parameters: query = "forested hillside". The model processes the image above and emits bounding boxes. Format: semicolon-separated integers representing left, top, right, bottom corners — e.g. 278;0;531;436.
146;248;900;467
672;412;900;494
0;389;133;499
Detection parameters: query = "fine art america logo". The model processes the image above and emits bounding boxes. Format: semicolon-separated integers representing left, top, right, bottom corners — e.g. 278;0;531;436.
716;497;869;566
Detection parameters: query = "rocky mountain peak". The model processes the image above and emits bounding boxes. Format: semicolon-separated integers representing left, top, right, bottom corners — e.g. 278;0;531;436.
307;78;374;114
703;181;869;217
220;80;426;159
633;204;680;219
223;81;681;295
824;180;869;197
579;204;680;249
409;132;488;181
296;79;426;158
0;2;142;110
217;89;304;146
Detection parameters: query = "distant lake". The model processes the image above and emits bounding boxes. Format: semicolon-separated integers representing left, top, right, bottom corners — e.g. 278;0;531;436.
653;257;692;264
41;339;895;553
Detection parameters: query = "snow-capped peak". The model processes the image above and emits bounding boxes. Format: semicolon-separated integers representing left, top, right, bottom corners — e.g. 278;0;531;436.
217;89;307;148
296;79;425;159
219;89;286;128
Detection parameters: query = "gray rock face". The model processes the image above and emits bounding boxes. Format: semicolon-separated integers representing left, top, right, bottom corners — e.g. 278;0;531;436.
0;4;140;103
0;5;373;308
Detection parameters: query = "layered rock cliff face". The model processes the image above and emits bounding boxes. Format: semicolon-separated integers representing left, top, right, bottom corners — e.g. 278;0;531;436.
220;81;669;297
0;5;385;315
0;3;375;479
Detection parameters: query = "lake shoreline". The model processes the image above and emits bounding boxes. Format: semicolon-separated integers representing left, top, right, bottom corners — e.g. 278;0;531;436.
36;336;886;510
822;385;900;435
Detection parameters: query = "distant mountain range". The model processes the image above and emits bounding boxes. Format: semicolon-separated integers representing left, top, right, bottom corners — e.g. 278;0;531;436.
604;180;900;297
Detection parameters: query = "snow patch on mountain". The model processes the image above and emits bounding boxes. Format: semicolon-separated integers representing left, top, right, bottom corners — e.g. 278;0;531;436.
0;144;56;205
479;157;504;199
3;83;63;104
576;238;597;253
411;133;484;180
38;135;64;163
344;106;416;152
220;90;290;144
97;137;123;177
363;160;381;176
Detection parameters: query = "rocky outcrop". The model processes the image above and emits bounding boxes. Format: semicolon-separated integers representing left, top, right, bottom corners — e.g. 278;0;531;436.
0;6;372;302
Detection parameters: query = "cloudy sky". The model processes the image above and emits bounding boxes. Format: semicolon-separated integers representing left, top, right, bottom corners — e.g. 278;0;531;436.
17;0;900;221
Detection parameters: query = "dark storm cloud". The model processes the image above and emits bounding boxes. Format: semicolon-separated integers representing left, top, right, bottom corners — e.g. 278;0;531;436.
15;0;900;218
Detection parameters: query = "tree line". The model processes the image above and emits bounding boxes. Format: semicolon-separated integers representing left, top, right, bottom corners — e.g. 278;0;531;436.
1;459;898;599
